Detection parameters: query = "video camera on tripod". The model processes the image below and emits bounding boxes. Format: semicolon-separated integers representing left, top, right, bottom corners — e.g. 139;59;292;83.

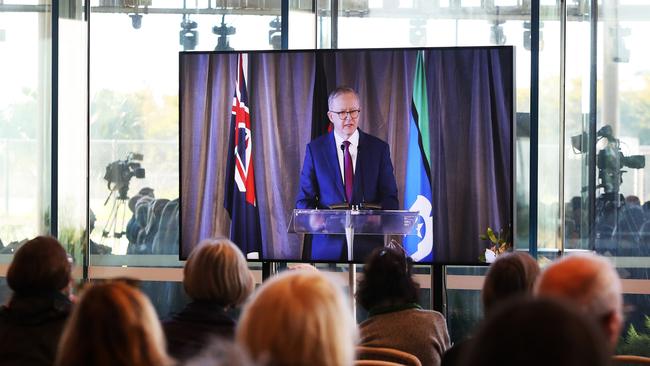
103;152;146;202
593;126;645;195
572;125;645;196
571;125;646;239
102;152;146;239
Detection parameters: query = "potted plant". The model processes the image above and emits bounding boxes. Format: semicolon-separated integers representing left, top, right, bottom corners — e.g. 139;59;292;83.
479;226;512;263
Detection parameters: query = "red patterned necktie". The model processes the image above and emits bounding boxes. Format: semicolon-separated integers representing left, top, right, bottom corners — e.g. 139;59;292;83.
343;140;353;204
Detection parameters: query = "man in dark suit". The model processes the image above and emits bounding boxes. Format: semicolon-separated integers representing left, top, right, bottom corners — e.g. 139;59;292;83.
296;86;399;261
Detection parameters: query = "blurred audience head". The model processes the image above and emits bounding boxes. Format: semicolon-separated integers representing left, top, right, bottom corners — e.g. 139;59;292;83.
356;245;418;311
482;251;539;315
185;340;256;366
460;297;611;366
237;270;358;366
625;195;640;206
535;252;623;347
7;236;71;296
184;237;254;307
55;281;172;366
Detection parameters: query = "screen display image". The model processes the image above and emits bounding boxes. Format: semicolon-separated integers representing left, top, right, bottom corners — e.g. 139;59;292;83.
180;47;514;264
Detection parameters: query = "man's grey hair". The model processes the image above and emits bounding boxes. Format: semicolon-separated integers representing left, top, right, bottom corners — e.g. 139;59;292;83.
327;86;359;110
535;252;623;319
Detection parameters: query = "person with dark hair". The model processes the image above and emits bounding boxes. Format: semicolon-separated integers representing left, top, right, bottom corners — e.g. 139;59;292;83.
481;251;540;315
626;194;641;206
0;236;73;366
163;237;254;362
458;297;611;366
357;246;449;366
442;251;540;366
296;86;399;261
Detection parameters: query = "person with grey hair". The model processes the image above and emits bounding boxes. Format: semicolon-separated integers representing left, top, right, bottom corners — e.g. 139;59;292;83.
163;237;254;362
296;86;399;261
534;252;623;349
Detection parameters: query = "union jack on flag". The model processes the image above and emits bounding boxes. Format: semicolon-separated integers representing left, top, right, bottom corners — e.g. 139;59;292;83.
231;54;256;206
224;53;262;257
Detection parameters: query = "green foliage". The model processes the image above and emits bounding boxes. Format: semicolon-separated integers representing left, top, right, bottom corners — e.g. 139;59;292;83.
617;315;650;357
620;74;650;145
0;88;39;139
90;88;179;140
57;225;84;264
91;89;145;139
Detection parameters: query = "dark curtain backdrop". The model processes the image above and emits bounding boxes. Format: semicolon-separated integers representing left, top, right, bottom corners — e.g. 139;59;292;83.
180;53;236;257
180;48;513;263
426;48;513;262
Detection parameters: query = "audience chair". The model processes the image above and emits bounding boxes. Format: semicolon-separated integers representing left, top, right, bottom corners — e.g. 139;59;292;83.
357;346;422;366
355;360;403;366
613;355;650;364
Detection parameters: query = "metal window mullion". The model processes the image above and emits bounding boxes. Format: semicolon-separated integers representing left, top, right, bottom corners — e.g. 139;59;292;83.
281;0;288;49
84;0;91;281
587;0;598;251
559;0;567;253
529;0;540;259
50;0;59;238
331;0;337;49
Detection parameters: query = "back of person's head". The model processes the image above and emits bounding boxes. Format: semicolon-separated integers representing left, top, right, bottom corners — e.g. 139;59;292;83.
356;246;418;311
185;340;257;366
184;237;254;307
237;270;358;366
481;251;539;315
626;195;641;206
55;281;172;366
535;252;623;347
7;236;71;296
460;297;611;366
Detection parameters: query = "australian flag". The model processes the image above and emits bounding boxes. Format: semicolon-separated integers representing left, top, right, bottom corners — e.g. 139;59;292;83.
224;53;262;258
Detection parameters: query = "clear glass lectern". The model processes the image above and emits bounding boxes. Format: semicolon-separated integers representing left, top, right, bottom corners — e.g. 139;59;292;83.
288;209;420;261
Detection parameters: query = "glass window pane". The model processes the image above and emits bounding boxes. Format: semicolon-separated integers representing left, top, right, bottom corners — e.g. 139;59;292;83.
59;4;88;267
89;8;181;265
0;4;51;255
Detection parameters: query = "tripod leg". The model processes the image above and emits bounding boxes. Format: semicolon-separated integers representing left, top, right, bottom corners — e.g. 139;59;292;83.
102;196;120;238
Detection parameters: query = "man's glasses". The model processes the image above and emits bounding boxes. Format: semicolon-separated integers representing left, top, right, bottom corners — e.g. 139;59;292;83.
330;110;360;119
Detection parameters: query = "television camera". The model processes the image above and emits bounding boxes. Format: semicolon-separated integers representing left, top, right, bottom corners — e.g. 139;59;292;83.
102;152;146;239
572;125;645;197
571;125;646;245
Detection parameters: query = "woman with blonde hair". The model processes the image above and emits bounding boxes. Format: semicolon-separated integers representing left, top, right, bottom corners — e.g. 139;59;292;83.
55;281;173;366
163;237;254;361
237;270;358;366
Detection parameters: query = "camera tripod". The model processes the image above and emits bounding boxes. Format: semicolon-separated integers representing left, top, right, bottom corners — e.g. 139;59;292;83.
101;185;130;240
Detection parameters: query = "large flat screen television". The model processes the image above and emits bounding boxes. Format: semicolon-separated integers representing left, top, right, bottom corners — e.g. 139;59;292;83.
180;46;514;264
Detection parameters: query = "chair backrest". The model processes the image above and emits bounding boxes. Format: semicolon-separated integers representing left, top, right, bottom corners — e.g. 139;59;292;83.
355;360;402;366
357;346;422;366
613;355;650;364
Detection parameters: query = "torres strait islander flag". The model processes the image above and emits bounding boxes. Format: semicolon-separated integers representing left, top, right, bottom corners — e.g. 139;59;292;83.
404;50;434;262
224;53;262;258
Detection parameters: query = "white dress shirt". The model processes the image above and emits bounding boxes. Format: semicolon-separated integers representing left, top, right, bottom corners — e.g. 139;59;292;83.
333;129;359;186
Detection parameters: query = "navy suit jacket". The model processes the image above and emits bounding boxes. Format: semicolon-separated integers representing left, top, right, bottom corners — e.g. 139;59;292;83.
296;130;399;261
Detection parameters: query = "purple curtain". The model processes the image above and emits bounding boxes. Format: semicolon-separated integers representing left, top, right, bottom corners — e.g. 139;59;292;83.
427;48;513;262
